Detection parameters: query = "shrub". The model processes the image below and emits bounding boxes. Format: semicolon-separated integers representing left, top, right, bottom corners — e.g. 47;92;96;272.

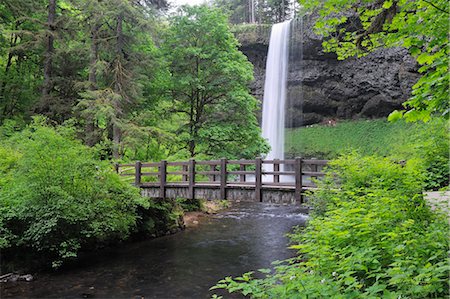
0;119;150;268
213;154;449;298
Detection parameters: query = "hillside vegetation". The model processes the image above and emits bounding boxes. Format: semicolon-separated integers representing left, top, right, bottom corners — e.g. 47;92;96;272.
286;118;446;159
286;119;448;190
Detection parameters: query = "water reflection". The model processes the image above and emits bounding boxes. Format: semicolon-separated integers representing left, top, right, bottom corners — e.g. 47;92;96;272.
1;202;308;299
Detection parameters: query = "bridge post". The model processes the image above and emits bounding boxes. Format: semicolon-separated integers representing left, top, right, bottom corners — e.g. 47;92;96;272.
255;157;262;202
220;158;227;200
182;164;188;182
295;157;303;203
210;164;216;182
135;161;142;186
160;160;167;199
188;159;195;200
114;163;119;174
239;159;246;182
274;159;280;183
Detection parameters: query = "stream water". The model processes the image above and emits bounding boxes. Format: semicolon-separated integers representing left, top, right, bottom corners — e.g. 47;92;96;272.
1;202;308;299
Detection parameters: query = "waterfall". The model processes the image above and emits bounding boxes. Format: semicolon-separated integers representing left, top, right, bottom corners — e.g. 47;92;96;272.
261;20;291;162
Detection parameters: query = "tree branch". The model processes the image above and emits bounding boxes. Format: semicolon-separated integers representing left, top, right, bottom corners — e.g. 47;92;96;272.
421;0;449;14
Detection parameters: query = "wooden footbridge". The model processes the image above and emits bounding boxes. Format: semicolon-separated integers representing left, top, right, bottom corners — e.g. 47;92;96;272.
116;158;328;204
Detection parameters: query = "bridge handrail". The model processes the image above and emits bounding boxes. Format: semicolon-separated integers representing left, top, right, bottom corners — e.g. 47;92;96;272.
115;158;328;203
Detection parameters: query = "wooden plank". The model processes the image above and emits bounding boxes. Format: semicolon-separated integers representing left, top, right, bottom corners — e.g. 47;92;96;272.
194;182;221;186
295;157;303;204
225;182;255;186
160;160;167;199
227;160;255;165
220;158;227;199
188;159;195;200
196;160;220;165
262;160;295;164
273;159;280;183
302;171;324;176
262;171;295;175
255;158;262;202
135;161;142;186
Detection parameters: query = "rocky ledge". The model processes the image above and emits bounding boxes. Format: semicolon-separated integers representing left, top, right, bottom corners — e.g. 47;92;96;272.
234;15;420;126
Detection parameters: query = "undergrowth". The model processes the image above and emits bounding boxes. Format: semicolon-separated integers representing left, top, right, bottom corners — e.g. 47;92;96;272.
212;154;450;298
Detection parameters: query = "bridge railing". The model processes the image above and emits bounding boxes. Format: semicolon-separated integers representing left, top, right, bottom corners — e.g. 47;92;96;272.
115;158;328;202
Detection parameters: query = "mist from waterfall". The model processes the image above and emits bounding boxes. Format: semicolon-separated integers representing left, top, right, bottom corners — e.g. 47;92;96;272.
261;20;291;162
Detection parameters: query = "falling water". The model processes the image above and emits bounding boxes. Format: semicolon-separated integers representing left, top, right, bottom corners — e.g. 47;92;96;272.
261;20;291;162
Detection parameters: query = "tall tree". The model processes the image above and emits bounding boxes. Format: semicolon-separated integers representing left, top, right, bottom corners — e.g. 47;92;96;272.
42;0;56;98
76;0;162;157
164;5;268;158
0;0;44;122
300;0;449;121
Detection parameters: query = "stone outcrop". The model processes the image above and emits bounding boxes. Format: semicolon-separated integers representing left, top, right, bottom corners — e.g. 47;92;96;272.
234;15;420;127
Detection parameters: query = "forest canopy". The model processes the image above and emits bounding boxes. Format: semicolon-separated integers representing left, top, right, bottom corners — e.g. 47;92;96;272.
0;1;268;161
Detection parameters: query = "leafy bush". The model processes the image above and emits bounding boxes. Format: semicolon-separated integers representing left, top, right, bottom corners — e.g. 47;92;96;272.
392;119;449;190
213;154;449;298
0;119;150;268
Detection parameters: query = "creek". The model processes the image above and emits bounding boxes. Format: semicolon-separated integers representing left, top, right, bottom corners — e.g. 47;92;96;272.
1;202;308;299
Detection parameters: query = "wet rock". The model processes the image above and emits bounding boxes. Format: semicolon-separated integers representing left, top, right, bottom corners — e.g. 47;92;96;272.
20;274;34;282
236;15;419;126
0;273;34;283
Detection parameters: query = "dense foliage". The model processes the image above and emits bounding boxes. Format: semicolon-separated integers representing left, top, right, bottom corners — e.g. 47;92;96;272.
287;118;449;190
163;5;268;159
299;0;449;121
0;2;268;162
213;154;449;298
0;119;153;269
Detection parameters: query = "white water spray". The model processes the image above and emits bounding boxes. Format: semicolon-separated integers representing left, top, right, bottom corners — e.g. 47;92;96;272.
261;20;291;162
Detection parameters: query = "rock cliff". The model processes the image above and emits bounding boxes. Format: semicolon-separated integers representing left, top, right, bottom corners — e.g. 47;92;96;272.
233;15;419;127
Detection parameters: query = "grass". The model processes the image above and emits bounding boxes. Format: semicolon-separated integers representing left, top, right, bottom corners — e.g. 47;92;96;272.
285;118;447;159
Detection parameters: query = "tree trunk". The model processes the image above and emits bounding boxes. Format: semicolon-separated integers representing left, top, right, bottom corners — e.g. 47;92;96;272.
0;38;16;121
85;22;101;146
42;0;56;97
88;24;100;91
112;13;124;159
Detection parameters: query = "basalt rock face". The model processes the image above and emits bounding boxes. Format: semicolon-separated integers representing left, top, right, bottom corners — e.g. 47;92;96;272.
234;16;419;127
